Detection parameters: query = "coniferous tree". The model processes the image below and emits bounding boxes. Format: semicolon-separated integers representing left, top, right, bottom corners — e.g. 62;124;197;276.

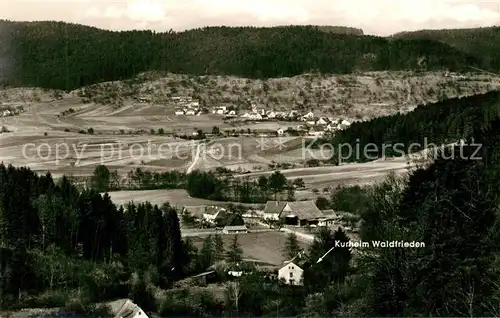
213;234;225;261
225;235;243;264
282;233;301;261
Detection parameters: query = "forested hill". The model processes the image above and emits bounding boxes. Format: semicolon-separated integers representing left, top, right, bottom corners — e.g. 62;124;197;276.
392;27;500;73
332;90;500;162
0;20;480;91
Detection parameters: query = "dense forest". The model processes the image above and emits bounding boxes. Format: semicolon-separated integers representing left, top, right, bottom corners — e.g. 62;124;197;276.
393;26;500;72
0;20;482;90
327;90;500;162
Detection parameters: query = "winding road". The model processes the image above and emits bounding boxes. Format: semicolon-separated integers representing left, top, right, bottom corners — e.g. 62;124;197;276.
186;142;203;174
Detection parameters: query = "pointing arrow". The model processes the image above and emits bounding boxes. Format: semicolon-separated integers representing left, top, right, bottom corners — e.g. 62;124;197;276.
316;246;335;264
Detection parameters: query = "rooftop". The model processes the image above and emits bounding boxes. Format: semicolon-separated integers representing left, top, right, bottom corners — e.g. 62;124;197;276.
281;201;324;220
223;225;248;231
264;201;287;214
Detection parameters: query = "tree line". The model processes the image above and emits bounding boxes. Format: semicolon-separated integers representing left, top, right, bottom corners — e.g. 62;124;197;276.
89;165;296;204
0;20;482;90
186;170;295;203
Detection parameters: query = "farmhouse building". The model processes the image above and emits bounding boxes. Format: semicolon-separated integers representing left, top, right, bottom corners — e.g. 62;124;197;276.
202;206;229;225
278;261;303;285
263;201;287;220
263;201;324;226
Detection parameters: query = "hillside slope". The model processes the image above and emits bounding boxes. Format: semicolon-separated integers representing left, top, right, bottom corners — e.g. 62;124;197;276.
0;20;481;91
392;26;500;72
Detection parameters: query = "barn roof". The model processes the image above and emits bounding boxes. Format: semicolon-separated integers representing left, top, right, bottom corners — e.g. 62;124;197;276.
223;213;244;226
280;201;324;220
264;201;287;214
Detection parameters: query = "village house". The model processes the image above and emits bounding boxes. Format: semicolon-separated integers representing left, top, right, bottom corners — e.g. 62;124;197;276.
185;109;196;116
276;128;284;135
250;113;263;120
278;252;310;285
302;112;315;121
2;110;11;117
278;261;303;285
227;110;237;116
316;117;329;125
202;206;229;225
174;109;184;115
267;111;277;119
339;119;351;130
240;112;251;119
262;201;286;220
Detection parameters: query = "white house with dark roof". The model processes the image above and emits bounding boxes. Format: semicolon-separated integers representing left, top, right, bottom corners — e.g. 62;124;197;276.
278;261;304;285
202;206;228;224
278;251;310;285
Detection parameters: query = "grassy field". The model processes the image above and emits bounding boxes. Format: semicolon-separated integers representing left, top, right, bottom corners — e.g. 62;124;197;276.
189;231;310;266
107;189;264;211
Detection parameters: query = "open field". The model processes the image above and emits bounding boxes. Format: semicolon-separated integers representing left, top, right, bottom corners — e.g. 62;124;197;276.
189;231;310;266
233;151;430;189
107;189;264;210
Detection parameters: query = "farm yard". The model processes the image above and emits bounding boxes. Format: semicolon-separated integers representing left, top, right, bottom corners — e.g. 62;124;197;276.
189;231;310;266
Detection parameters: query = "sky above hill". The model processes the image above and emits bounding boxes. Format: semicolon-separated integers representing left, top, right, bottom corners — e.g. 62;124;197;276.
1;0;500;35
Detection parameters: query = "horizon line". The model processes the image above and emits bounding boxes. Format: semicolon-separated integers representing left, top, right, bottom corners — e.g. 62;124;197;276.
1;18;499;37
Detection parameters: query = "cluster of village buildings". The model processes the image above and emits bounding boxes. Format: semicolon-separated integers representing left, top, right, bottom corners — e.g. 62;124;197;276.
166;96;353;137
183;200;359;286
182;200;347;233
0;107;23;117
